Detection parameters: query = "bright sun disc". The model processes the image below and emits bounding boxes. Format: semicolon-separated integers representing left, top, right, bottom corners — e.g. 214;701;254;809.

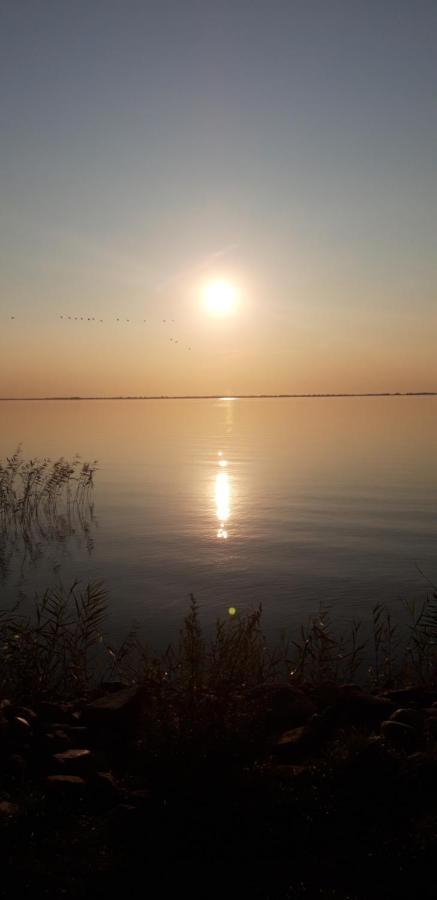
203;280;237;316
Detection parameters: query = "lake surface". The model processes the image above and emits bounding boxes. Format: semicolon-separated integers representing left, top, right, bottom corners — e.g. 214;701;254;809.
1;397;437;647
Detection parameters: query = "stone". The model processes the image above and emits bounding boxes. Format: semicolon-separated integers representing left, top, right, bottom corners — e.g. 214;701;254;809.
38;729;73;755
330;689;395;727
0;715;10;740
0;800;19;817
11;716;33;739
381;720;417;751
53;748;94;775
425;715;437;738
88;771;120;809
389;708;424;731
83;686;144;728
14;706;38;724
310;682;349;709
383;687;437;707
45;775;87;802
101;681;130;693
124;788;151;807
109;803;138;829
6;753;27;775
245;682;317;732
37;701;75;724
63;727;89;744
273;724;319;760
405;753;437;793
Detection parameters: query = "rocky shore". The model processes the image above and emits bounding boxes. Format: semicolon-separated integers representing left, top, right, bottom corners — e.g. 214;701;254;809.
3;679;437;898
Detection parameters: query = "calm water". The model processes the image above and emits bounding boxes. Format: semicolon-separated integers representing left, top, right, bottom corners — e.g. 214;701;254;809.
1;397;437;646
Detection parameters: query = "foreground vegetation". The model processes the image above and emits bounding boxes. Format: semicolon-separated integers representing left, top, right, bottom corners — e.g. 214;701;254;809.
4;449;437;896
0;448;96;576
2;585;437;898
2;577;437;703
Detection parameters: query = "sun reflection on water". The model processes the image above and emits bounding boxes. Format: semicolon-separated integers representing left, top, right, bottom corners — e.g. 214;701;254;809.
215;453;230;539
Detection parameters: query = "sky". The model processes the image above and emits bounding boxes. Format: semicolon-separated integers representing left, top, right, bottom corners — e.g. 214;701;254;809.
1;0;436;397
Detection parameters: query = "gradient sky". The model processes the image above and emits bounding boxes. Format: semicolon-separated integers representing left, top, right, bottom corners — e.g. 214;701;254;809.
1;0;436;397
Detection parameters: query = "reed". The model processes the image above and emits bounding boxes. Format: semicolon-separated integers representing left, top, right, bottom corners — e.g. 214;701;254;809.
2;579;437;721
0;447;97;575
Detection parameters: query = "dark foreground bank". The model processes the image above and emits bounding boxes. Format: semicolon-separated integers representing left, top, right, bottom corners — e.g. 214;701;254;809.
4;679;437;897
2;589;437;897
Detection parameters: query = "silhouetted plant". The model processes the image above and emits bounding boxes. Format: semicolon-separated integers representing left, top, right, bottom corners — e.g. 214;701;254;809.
289;604;365;685
0;580;107;700
0;447;97;576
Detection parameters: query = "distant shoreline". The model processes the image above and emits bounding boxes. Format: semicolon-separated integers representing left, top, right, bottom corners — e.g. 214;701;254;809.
0;392;436;401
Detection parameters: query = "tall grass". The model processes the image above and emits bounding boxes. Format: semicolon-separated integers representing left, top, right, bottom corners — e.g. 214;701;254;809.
2;582;437;717
0;447;97;575
0;581;107;700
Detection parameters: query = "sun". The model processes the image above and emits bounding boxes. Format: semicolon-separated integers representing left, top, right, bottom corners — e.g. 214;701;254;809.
202;279;238;316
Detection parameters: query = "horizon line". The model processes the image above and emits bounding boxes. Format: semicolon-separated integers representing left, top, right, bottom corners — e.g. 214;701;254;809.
0;391;436;401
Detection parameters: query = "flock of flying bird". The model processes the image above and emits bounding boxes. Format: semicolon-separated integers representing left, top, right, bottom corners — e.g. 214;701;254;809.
6;314;192;351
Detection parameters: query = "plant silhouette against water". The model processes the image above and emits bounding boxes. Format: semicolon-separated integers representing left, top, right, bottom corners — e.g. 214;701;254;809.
0;447;97;577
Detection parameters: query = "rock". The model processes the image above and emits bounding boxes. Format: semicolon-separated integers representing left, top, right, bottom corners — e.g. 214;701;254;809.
123;788;151;807
11;716;33;740
309;683;396;726
425;715;437;738
51;729;72;751
83;686;144;729
0;714;10;740
53;748;94;775
38;728;74;756
101;681;130;693
309;682;344;709
245;682;317;733
383;687;437;707
6;753;27;776
273;724;320;760
407;751;429;765
37;702;76;724
353;735;386;760
45;775;87;803
108;803;139;830
331;689;395;727
88;771;120;809
51;722;89;750
381;720;417;751
14;706;38;724
347;735;396;776
389;708;424;731
405;753;437;793
269;763;310;780
0;800;19;818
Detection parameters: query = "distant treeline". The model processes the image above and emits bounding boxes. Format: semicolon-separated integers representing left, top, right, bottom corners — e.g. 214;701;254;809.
1;392;436;401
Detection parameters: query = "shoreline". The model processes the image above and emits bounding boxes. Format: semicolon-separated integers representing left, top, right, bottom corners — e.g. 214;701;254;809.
1;391;436;401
